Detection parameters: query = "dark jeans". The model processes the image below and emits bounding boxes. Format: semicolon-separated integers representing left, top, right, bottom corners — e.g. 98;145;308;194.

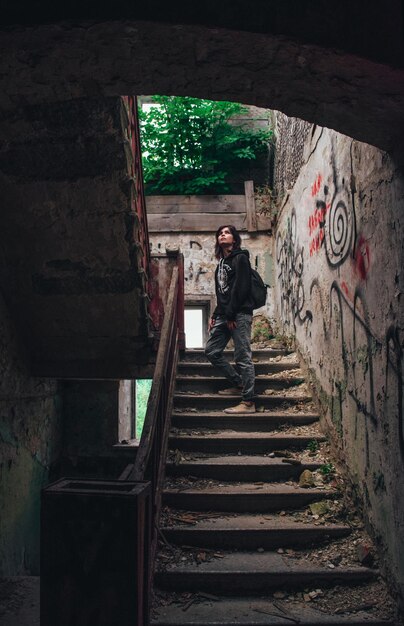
205;312;255;401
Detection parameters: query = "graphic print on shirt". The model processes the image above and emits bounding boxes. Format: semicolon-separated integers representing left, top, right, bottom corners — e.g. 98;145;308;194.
217;258;231;294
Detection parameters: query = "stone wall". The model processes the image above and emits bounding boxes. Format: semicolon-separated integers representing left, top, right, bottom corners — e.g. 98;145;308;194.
2;1;403;70
0;291;62;575
59;380;133;480
0;21;402;155
0;96;151;380
273;125;404;599
273;112;312;199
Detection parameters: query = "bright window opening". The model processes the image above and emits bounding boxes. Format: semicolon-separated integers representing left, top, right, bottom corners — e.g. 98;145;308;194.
185;307;204;348
118;380;135;442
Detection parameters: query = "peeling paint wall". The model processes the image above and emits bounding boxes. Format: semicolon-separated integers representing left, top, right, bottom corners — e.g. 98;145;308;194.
273;123;404;598
0;291;62;575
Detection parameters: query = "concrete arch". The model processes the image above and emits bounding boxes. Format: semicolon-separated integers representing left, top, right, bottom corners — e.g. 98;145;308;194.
0;19;404;153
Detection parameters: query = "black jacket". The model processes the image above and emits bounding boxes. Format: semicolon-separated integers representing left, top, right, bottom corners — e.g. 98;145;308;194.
213;249;254;321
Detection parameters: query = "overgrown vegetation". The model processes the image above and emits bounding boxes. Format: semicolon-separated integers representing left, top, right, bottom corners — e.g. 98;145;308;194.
252;319;274;343
139;96;272;195
255;184;279;231
135;379;152;439
320;462;336;480
307;439;319;453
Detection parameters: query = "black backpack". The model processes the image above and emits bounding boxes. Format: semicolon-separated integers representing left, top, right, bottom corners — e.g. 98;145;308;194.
251;269;268;309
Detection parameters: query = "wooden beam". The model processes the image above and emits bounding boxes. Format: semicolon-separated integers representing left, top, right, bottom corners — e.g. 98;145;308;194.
244;180;258;232
146;194;245;214
148;212;246;232
147;212;271;232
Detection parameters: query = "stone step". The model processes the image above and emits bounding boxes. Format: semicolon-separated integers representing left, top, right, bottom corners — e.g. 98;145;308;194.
175;376;306;394
161;513;351;550
151;596;391;626
174;393;313;411
180;349;292;363
171;411;319;431
154;345;396;626
163;483;338;512
155;551;377;594
178;360;300;376
166;457;322;481
168;432;326;454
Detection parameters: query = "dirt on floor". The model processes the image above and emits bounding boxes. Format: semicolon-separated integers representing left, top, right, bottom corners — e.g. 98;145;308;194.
0;577;40;626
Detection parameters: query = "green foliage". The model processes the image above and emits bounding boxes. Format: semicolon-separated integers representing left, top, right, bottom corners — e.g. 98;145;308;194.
274;333;294;351
320;462;335;477
307;439;319;453
139;96;272;195
135;379;152;439
252;322;274;343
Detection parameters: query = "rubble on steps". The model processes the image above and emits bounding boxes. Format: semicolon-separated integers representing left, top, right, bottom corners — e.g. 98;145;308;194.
152;344;399;625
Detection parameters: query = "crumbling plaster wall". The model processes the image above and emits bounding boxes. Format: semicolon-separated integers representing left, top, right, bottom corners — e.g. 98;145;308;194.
273;123;404;598
0;291;62;575
150;232;275;319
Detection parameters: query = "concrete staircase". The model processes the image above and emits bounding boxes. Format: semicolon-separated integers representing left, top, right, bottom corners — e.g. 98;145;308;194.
152;347;395;625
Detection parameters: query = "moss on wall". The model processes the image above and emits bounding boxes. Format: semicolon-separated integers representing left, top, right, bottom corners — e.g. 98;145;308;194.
0;293;62;575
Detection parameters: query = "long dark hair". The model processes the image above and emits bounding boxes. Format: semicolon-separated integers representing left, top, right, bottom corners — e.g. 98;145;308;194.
214;224;242;259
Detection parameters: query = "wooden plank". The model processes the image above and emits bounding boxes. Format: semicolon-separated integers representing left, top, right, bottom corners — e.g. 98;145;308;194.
148;213;272;232
148;213;246;232
244;180;257;232
118;464;135;481
146;195;245;214
132;266;179;480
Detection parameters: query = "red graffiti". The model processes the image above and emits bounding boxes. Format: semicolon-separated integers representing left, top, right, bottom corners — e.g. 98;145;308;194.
308;174;328;257
354;235;371;280
308;199;330;256
309;228;325;256
311;174;323;197
341;281;350;299
308;202;330;236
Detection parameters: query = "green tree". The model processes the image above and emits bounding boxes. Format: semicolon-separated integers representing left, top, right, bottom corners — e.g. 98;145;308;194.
139;96;272;195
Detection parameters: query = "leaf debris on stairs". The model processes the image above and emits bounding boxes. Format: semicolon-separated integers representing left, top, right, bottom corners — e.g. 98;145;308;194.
151;345;397;625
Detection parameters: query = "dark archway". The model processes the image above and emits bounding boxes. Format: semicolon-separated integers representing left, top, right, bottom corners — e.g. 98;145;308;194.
0;19;403;153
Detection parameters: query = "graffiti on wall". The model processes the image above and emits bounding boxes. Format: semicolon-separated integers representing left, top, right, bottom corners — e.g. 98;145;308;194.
278;142;404;462
150;237;214;294
276;208;312;329
386;326;404;459
308;199;328;256
329;281;403;463
308;147;371;293
307;165;355;270
353;235;371;281
308;154;380;442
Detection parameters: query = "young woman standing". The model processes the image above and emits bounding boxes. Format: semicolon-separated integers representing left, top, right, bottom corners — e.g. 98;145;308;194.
205;225;256;413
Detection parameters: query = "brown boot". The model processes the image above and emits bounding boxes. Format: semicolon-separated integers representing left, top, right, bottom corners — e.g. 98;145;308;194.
223;401;256;414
